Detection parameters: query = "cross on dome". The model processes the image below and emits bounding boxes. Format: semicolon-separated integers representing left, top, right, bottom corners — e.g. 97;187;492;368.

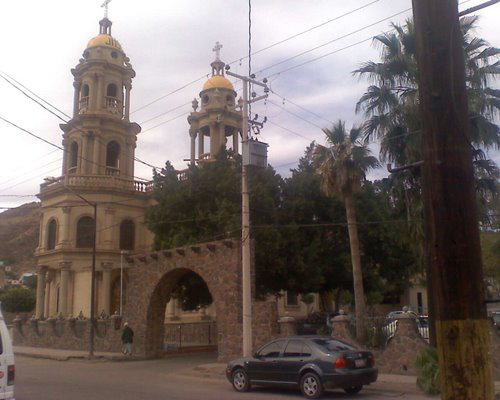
101;0;112;19
213;42;223;61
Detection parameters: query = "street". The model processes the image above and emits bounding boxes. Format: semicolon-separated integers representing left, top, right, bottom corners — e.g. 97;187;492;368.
15;354;433;400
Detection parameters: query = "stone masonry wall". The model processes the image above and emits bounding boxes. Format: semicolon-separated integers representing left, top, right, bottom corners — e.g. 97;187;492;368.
491;325;500;381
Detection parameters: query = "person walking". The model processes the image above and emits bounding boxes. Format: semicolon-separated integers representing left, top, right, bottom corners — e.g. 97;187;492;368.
121;322;134;356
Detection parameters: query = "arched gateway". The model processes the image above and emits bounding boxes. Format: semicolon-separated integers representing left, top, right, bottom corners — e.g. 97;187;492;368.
124;239;278;361
14;239;278;362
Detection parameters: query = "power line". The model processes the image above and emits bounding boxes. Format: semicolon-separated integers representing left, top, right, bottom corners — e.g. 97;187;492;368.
267;120;316;142
267;99;324;130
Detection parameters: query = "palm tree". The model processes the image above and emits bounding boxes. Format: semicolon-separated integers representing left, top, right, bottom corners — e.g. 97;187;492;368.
312;120;380;341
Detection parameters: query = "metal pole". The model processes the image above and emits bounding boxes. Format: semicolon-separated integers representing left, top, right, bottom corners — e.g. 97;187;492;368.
120;250;124;315
241;79;252;357
89;203;97;358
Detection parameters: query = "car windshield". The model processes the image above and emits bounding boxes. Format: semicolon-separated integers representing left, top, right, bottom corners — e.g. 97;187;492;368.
312;338;355;352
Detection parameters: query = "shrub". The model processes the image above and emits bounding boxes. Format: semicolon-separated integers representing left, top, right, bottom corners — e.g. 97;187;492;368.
0;287;36;313
415;347;440;395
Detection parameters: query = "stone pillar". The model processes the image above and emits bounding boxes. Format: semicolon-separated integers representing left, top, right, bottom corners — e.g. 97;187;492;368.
81;133;89;175
167;298;178;320
198;132;205;160
58;206;72;248
100;263;112;316
37;214;44;253
61;139;68;175
104;208;115;248
59;262;71;317
189;129;197;165
96;72;104;110
125;137;135;178
124;82;131;120
73;81;81;117
233;131;239;154
92;132;101;175
44;270;53;318
35;266;47;319
278;315;297;337
331;310;359;347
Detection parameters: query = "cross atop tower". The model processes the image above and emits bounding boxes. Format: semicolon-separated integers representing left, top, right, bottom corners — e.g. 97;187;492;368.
101;0;112;19
213;42;223;61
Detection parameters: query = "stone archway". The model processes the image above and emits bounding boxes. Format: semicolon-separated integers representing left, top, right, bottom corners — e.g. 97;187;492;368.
124;239;250;361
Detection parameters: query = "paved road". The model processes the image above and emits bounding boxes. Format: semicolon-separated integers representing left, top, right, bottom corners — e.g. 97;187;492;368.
15;354;431;400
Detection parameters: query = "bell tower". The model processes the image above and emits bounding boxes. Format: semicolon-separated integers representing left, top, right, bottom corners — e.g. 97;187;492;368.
35;16;154;320
63;17;138;178
187;42;242;164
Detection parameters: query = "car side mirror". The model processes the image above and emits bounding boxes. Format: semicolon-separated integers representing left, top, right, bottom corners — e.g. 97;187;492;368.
253;352;261;359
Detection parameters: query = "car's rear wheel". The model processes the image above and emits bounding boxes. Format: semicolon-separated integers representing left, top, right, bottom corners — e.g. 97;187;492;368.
231;368;250;392
343;385;363;394
300;372;324;399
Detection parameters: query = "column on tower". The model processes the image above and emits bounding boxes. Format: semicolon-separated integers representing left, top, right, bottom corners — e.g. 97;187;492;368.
233;131;239;154
73;80;81;117
101;263;112;315
35;266;47;319
96;72;105;110
104;208;115;248
189;128;197;165
59;262;71;317
198;131;205;160
124;81;131;120
92;132;101;174
58;206;72;248
44;271;53;318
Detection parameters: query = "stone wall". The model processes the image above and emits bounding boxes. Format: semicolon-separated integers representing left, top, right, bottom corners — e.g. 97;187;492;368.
13;314;123;353
14;239;279;363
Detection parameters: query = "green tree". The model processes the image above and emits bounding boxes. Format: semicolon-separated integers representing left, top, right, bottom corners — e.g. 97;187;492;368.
0;287;36;313
312;121;380;340
354;17;500;222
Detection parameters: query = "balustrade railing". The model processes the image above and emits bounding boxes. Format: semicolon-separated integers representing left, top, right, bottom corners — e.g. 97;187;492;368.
105;96;122;116
79;97;89;114
40;174;153;194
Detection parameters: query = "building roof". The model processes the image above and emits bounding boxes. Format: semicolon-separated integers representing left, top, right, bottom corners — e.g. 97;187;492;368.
202;75;234;91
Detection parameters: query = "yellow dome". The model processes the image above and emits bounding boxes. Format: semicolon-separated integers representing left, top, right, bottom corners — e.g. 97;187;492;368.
202;75;234;91
87;34;123;52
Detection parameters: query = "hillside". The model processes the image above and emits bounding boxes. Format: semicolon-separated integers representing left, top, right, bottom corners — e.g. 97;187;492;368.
0;202;40;276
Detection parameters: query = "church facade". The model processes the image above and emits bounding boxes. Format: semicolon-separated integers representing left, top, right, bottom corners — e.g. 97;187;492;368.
34;17;248;322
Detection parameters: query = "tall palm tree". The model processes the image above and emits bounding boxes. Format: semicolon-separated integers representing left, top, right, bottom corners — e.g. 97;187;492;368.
312;120;380;341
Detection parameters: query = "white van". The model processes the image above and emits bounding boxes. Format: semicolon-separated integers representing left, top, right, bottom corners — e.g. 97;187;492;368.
0;307;14;399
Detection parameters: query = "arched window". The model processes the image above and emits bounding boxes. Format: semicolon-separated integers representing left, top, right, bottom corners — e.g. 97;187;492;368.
76;216;95;248
46;219;57;250
69;141;78;172
81;84;90;97
106;83;118;97
106;141;120;170
120;220;135;250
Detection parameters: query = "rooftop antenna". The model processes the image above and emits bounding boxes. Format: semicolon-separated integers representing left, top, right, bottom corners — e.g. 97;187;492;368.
101;0;112;18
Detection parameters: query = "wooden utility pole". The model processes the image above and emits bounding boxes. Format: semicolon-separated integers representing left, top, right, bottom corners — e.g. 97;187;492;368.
412;1;494;399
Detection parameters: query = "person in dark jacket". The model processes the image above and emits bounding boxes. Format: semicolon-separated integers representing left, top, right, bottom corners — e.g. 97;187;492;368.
121;322;134;355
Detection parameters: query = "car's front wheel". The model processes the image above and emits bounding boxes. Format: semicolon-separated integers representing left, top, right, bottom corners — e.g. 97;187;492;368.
231;368;250;392
300;372;324;399
343;385;363;394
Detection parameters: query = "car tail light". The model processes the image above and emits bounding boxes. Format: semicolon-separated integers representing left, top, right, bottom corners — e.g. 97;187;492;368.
7;365;14;386
335;357;347;369
368;354;375;367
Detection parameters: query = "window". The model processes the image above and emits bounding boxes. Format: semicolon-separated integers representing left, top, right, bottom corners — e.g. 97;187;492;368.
283;340;312;358
111;51;118;59
202;95;209;104
81;84;90;97
46;219;57;250
69;141;78;171
76;216;95;248
106;83;118;97
120;220;135;250
258;340;285;358
106;141;120;168
286;291;298;306
313;338;355;352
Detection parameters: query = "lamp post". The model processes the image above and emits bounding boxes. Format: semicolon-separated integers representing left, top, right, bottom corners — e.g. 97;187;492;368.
226;67;268;357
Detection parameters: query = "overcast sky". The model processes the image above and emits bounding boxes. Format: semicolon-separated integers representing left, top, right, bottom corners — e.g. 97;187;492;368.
1;0;499;210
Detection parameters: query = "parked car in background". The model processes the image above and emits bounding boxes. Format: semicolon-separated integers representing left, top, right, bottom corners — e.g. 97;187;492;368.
383;314;429;343
227;336;377;399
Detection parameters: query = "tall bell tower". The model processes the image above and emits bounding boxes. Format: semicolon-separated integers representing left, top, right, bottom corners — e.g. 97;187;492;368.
35;16;154;320
187;42;242;164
